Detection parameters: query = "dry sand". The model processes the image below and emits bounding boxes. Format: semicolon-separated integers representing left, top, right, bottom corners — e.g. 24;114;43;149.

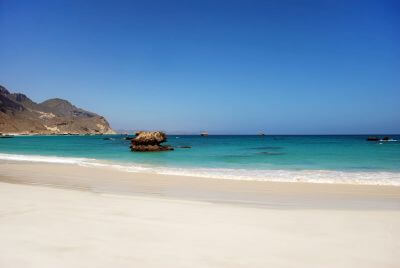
0;161;400;267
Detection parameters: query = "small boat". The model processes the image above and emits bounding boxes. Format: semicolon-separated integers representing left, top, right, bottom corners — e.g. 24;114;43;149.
200;131;208;136
380;137;397;142
367;136;398;142
258;132;266;136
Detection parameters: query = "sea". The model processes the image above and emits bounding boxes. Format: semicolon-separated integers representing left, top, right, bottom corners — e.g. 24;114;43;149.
1;135;400;186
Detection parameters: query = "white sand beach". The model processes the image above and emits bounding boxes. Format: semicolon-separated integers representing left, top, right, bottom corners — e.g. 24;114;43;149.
1;161;400;268
2;0;399;267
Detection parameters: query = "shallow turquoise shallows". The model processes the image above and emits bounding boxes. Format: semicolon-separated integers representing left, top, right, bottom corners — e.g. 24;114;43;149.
1;135;400;185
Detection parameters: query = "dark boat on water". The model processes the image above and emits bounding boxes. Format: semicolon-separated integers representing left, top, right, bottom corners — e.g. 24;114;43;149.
366;136;397;142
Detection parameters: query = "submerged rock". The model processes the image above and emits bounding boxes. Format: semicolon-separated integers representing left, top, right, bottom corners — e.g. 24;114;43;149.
130;131;173;152
176;145;192;149
131;144;173;152
257;151;284;155
250;146;283;150
0;135;14;138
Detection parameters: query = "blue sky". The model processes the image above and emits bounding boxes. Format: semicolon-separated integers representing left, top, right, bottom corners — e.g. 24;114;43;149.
1;0;399;134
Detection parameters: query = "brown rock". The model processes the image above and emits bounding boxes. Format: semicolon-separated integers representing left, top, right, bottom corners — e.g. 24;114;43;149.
132;131;167;145
130;131;173;152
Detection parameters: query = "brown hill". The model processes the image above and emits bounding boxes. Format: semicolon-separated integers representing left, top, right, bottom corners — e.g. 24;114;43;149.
0;85;115;135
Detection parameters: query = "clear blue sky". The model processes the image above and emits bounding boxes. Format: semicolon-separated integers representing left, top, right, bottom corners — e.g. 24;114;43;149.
1;0;399;134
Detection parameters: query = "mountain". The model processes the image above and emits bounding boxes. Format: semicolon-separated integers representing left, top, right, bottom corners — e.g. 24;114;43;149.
0;85;115;134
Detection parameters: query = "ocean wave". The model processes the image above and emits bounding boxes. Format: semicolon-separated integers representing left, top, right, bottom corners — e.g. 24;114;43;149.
1;153;400;186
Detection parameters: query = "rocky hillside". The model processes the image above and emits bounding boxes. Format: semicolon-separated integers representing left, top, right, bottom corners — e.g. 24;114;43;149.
0;85;115;134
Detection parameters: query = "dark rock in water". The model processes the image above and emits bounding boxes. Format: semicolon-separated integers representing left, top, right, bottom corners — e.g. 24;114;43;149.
257;151;284;155
0;135;14;138
224;154;251;159
250;146;282;150
131;144;174;152
176;145;191;149
124;136;133;140
367;136;380;141
103;137;114;140
130;131;173;152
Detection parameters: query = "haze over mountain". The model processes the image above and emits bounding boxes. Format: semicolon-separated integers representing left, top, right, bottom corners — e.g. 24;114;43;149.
0;85;115;134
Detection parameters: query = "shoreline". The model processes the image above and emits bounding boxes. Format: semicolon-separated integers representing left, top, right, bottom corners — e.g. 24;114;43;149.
1;152;400;186
1;160;400;210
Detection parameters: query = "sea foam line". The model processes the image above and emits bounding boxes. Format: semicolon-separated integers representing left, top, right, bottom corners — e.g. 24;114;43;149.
0;153;93;164
1;153;400;186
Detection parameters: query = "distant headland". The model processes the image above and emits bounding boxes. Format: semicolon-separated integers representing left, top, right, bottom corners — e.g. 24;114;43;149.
0;85;115;135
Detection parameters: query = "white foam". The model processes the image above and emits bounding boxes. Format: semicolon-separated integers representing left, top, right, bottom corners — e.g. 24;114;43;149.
0;153;93;165
1;153;400;186
114;166;400;186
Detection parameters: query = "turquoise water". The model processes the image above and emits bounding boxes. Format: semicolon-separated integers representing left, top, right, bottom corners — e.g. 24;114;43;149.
1;135;400;185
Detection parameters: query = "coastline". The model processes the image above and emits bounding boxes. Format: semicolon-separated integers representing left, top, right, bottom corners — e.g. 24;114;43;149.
0;160;399;267
1;160;400;209
1;152;400;186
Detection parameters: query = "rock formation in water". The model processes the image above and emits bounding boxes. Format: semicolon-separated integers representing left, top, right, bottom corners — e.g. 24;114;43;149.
0;85;115;134
130;131;174;152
